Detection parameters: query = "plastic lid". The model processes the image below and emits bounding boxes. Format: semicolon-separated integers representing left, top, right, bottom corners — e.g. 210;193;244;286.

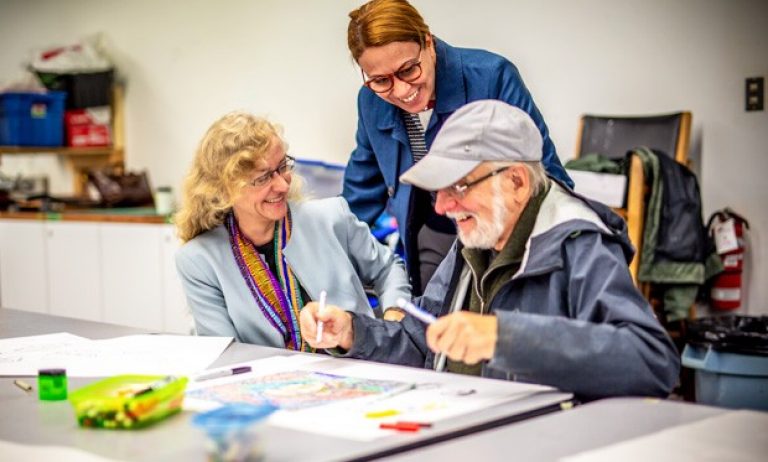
192;403;278;435
39;368;66;376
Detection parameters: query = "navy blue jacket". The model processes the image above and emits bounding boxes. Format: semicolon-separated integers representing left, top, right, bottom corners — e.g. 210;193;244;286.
342;38;573;275
343;181;680;401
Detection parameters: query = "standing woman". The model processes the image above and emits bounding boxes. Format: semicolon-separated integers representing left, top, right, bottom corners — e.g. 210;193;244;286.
342;0;573;296
175;112;410;348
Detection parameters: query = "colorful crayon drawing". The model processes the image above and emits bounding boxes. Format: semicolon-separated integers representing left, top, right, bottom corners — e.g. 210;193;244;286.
186;370;411;410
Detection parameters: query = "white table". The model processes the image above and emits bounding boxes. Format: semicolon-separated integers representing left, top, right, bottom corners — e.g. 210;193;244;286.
387;397;760;462
0;308;572;461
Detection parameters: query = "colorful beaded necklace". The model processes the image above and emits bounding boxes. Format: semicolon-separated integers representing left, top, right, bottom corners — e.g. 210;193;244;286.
226;211;308;351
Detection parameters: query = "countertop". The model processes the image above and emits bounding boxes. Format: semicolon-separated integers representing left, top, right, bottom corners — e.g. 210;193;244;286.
0;207;171;224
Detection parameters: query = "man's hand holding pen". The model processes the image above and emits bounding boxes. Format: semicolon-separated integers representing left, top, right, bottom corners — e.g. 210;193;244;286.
426;312;498;365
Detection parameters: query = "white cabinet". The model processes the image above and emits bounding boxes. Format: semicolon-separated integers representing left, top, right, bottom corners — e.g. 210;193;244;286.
160;225;192;334
0;220;48;313
101;223;164;330
47;222;102;321
0;219;189;333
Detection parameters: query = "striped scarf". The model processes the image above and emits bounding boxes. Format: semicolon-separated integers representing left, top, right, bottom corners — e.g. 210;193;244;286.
226;211;308;351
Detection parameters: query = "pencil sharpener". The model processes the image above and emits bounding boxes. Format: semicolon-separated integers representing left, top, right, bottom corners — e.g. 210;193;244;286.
38;368;68;401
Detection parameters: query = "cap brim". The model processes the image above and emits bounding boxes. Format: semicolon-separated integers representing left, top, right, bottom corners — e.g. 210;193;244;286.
399;155;481;191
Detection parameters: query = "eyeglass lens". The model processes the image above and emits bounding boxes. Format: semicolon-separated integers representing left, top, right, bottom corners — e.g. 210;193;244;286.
444;167;509;198
251;157;294;187
365;59;422;93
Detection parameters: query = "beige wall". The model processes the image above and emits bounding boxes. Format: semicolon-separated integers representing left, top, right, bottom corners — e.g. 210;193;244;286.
1;0;766;314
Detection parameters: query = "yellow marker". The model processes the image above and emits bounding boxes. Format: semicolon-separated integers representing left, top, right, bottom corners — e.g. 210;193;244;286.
365;409;400;419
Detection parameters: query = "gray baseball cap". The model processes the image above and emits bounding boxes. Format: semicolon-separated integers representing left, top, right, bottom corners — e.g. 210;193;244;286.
399;100;543;191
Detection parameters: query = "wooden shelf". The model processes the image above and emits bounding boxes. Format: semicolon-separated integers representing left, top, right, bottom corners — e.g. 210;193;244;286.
0;84;125;196
0;209;168;224
0;146;115;156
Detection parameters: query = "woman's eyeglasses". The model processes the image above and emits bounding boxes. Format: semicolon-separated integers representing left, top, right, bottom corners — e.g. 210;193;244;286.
441;167;509;199
248;155;296;188
363;51;423;94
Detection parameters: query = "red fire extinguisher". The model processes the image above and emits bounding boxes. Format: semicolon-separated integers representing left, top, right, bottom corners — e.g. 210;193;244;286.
707;208;749;311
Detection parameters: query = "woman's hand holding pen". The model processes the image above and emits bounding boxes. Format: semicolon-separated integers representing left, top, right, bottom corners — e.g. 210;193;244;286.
301;302;354;350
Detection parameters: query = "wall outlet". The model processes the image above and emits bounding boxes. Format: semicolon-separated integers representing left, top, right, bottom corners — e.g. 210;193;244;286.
746;77;764;111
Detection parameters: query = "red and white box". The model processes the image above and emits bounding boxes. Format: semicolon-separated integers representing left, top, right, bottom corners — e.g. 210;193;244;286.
65;106;111;147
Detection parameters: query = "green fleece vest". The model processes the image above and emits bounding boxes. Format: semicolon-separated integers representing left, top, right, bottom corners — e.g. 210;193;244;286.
447;183;549;376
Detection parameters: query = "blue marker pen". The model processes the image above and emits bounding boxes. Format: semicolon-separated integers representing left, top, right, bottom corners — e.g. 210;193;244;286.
395;298;437;324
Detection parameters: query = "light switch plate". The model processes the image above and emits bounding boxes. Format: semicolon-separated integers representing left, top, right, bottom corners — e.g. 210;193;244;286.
746;77;764;111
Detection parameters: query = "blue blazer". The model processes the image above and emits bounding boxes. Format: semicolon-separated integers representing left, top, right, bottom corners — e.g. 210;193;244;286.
342;38;573;271
175;197;411;346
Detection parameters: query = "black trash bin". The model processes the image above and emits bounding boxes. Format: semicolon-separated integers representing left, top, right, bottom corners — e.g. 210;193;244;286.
682;315;768;410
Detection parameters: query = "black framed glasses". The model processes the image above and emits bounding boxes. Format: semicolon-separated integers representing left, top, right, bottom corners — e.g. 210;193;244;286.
248;155;296;188
442;167;509;199
362;51;423;93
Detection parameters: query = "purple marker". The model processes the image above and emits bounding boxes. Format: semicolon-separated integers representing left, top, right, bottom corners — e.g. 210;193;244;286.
194;365;252;382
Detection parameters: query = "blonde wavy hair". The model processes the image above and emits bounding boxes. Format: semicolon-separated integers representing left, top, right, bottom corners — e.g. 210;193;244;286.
175;112;303;243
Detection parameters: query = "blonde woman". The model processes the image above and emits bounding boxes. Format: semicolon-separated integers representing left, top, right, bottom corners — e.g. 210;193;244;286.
175;112;410;349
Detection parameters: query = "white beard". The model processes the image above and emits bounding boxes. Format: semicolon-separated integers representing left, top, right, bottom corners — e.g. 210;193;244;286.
451;177;508;249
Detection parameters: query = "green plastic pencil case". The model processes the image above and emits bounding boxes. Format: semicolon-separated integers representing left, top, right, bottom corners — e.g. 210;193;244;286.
69;374;188;429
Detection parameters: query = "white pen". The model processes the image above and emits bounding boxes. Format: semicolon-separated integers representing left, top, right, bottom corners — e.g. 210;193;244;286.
315;290;328;343
193;365;252;382
396;297;437;324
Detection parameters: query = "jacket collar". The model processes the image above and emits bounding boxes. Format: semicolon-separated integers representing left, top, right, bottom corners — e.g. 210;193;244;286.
432;37;467;116
515;180;632;278
281;202;318;300
374;95;400;131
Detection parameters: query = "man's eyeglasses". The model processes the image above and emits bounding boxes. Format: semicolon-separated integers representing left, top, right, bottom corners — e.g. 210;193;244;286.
248;155;296;188
362;51;423;94
441;167;509;199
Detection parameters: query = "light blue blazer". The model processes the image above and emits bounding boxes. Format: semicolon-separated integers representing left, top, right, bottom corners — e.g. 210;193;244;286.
175;197;411;346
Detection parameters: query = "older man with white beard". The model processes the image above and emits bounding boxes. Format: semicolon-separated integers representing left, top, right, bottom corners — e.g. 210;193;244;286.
300;100;680;401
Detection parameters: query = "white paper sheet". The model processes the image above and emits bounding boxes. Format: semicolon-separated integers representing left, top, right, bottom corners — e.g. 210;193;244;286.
560;410;768;462
0;440;120;462
184;355;332;411
567;169;627;208
0;333;91;374
186;355;553;441
269;381;538;441
0;332;232;377
186;354;326;390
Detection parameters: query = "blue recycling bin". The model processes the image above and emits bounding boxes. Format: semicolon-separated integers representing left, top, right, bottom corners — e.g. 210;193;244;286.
682;315;768;410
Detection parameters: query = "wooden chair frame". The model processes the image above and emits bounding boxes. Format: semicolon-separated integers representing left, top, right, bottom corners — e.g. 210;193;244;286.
573;112;692;286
